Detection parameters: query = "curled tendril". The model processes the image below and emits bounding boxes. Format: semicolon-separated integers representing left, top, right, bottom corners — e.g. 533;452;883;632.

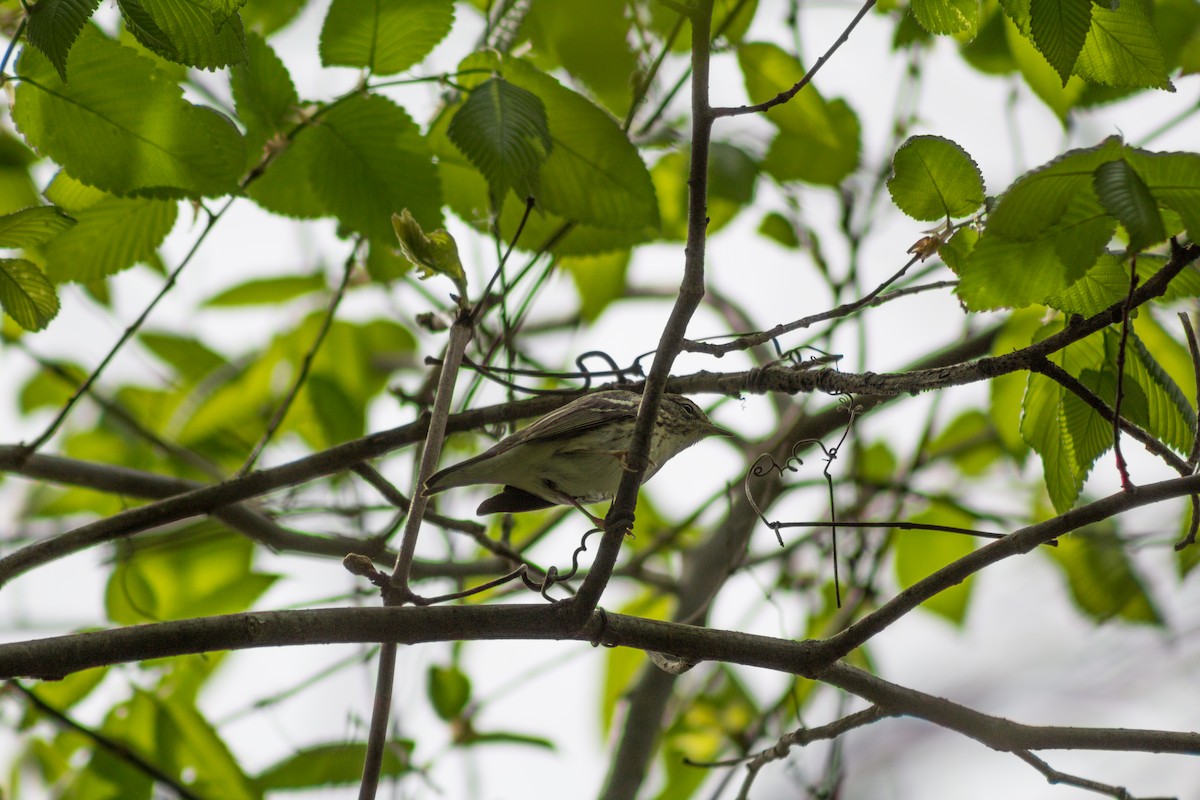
743;395;860;607
522;526;604;601
782;345;843;371
744;444;810;546
432;349;647;397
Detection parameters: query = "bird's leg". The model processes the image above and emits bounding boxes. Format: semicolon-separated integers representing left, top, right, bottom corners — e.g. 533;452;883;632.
612;450;658;474
567;496;608;529
543;482;607;528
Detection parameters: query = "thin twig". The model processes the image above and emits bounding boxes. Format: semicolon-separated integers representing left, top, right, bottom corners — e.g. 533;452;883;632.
356;309;473;800
710;0;876;119
1029;358;1189;476
8;682;207;800
357;642;398;800
568;0;717;623
240;247;359;475
11;342;224;479
682;253;924;355
1111;261;1139;490
729;707;891;800
1176;311;1200;550
1179;311;1200;470
1012;749;1162;800
2;247;1193;590
19;199;233;458
623;12;686;132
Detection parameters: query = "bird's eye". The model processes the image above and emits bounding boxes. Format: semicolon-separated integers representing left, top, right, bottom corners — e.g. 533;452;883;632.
682;402;698;417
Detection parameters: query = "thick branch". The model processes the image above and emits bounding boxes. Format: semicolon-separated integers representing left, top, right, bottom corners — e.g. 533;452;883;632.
1;606;1195;757
816;473;1200;662
571;0;716;622
0;448;506;580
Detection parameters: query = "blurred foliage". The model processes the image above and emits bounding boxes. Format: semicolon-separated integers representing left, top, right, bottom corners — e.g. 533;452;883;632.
1;0;1199;797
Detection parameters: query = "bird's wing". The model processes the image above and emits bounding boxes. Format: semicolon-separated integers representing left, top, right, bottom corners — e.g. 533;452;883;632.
514;392;637;442
423;392;637;494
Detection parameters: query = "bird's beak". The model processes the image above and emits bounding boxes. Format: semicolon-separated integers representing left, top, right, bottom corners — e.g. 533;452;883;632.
708;422;735;438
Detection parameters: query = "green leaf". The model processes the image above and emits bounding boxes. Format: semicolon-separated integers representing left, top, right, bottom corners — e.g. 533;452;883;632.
958;138;1124;309
0;132;43;216
14;25;246;198
243;126;326;219
959;196;1114;310
562;249;630;322
962;140;1200;310
521;0;637;115
738;41;832;136
1006;12;1087;119
961;4;1018;73
1121;148;1200;242
118;0;247;70
66;735;154;799
154;691;258;800
496;56;658;229
43;170;108;211
435;53;659;252
308;94;442;242
204;274;326;306
927;409;1004;475
856;440;898;486
392;209;465;297
105;522;278;624
738;43;860;187
141;331;227;382
893;503;978;624
938;225;978;272
987;136;1125;237
447;77;552;200
208;0;246;29
758;211;799;248
887;135;985;221
0;205;76;247
1093;159;1166;252
124;0;246;68
1130;310;1198;428
25;0;101;81
1074;0;1173;90
1050;528;1163;624
654;143;758;239
911;0;980;37
319;0;454;75
602;593;672;734
427;665;471;721
26;668;108;718
1047;253;1137;315
658;669;758;800
0;258;60;330
990;307;1044;459
1021;324;1111;511
761;99;860;187
1029;0;1091;83
894;9;935;48
239;0;306;34
175;316;410;457
43;196;178;282
460;731;555;749
255;741;412;789
305;373;361;446
116;0;181;63
20;365;78;413
1126;332;1196;454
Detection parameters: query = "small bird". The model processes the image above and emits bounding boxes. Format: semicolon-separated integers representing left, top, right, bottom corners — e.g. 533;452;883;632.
423;390;731;521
